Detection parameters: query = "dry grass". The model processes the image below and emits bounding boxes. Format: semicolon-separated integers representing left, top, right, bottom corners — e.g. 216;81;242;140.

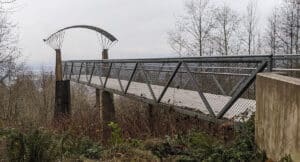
0;72;238;161
114;95;231;140
0;72;232;143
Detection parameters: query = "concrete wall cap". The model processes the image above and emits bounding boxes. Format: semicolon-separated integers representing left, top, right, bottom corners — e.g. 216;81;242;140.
257;73;300;86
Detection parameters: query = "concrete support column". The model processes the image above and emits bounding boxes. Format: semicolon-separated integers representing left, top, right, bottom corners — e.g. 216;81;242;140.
55;49;63;81
100;91;115;143
54;80;71;117
95;89;100;109
95;49;109;111
102;49;108;59
53;49;70;120
99;49;116;143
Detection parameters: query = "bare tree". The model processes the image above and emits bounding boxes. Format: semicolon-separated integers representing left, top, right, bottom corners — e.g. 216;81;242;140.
256;33;263;54
168;0;216;56
279;0;297;54
266;9;279;55
266;0;300;55
168;22;187;57
244;0;258;55
0;0;19;86
213;4;241;56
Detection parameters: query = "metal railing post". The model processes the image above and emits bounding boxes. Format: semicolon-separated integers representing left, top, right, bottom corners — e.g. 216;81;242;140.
268;55;273;72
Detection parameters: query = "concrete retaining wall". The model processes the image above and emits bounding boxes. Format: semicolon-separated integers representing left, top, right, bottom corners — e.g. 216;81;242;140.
256;73;300;161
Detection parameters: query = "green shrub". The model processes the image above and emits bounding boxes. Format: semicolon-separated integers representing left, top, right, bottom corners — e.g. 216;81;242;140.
62;135;102;159
280;155;293;162
222;116;266;161
5;129;26;161
149;116;267;161
0;128;103;161
25;129;59;162
128;138;143;148
2;128;59;162
108;122;123;146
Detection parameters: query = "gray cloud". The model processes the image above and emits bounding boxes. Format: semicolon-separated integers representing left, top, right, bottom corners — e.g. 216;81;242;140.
12;0;280;66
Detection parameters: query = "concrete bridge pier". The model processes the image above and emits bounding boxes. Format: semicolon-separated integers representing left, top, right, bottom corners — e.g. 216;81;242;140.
98;49;116;143
100;91;116;143
54;49;71;120
95;89;101;109
55;49;63;81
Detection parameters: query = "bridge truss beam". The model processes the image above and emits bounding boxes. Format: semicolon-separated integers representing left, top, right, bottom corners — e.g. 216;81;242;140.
62;54;300;122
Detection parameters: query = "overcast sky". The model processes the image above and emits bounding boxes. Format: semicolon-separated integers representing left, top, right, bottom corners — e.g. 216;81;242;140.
12;0;281;66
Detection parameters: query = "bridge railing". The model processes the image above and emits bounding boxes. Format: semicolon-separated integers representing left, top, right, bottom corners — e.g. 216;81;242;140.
62;55;300;121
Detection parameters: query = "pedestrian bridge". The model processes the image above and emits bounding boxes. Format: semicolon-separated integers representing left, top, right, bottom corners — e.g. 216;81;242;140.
62;54;300;122
43;25;300;122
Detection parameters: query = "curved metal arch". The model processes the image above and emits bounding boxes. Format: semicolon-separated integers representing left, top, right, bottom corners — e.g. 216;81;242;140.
44;25;118;42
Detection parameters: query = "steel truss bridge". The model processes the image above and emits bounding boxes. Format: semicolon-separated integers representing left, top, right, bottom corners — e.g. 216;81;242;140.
62;55;300;122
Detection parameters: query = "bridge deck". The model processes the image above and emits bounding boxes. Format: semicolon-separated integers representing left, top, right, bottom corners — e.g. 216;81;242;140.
77;75;255;120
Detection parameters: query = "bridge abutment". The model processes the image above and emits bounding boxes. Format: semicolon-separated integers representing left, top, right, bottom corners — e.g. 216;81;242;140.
256;73;300;161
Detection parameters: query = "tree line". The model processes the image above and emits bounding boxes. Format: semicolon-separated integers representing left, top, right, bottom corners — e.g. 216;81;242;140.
168;0;300;56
